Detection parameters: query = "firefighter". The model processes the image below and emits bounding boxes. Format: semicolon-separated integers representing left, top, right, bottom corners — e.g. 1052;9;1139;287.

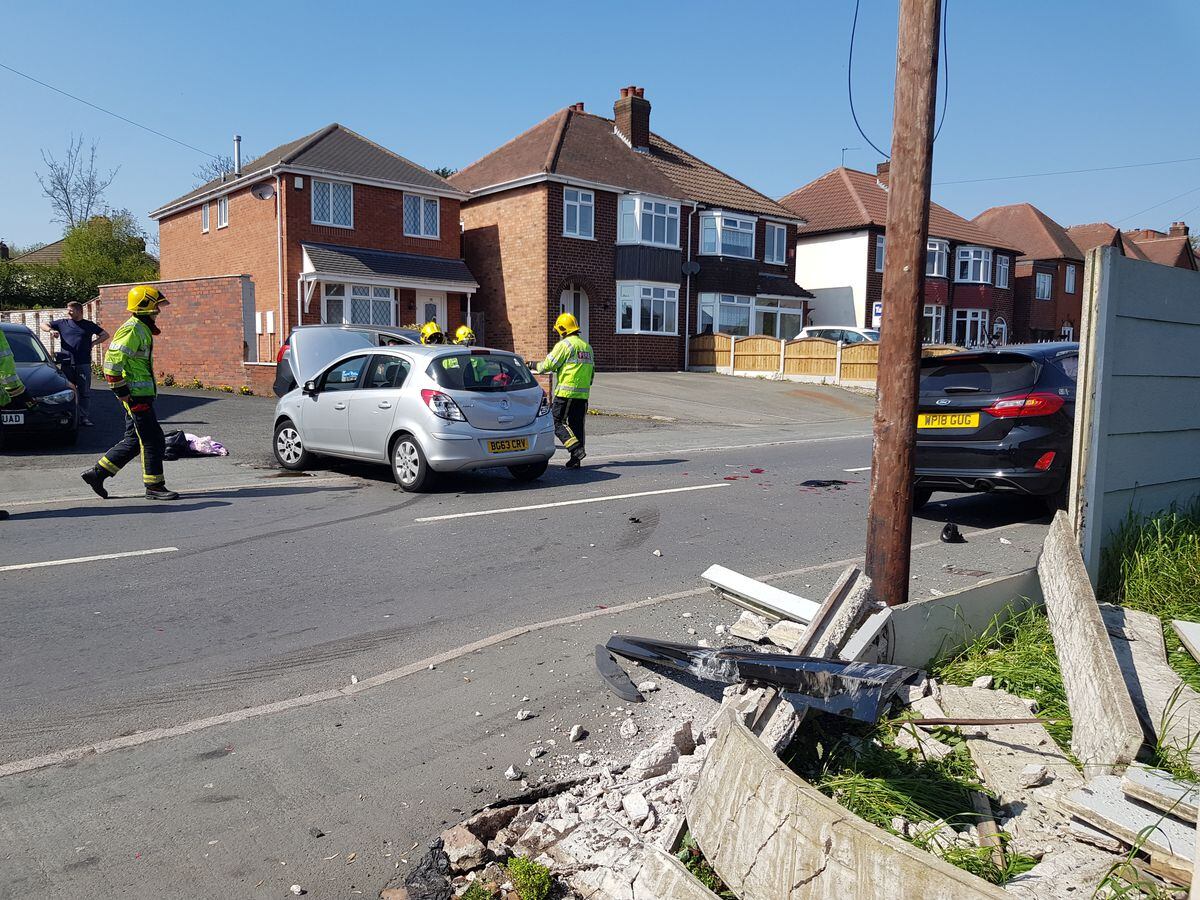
452;325;476;346
0;328;37;521
419;321;445;345
530;313;594;468
81;285;179;501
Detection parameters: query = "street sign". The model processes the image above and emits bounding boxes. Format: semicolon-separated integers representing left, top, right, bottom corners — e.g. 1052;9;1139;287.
873;301;883;321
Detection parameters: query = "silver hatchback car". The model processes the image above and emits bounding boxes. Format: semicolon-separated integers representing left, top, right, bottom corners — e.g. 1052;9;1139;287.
272;344;555;490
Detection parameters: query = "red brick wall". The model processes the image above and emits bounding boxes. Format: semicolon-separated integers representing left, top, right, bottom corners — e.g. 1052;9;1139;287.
96;276;275;395
1055;259;1082;339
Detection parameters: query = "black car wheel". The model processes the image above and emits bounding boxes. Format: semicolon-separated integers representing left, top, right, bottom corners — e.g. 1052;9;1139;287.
57;428;79;447
912;487;933;511
508;460;549;483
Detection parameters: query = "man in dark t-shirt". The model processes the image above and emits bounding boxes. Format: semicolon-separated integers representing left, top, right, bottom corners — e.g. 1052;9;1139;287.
46;302;109;426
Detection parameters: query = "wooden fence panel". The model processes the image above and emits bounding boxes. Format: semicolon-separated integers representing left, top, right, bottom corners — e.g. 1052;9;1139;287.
783;338;838;376
688;332;731;368
733;335;782;372
840;343;880;382
920;344;962;358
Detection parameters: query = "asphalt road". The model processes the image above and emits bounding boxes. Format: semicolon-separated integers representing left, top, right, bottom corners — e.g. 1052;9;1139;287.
0;375;1052;898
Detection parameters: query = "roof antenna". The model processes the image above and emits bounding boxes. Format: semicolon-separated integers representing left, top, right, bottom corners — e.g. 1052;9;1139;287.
841;147;861;168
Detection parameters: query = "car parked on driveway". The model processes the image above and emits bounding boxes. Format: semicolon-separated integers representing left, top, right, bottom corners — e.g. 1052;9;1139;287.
273;324;420;397
272;343;554;490
0;322;79;448
795;326;881;344
914;342;1078;510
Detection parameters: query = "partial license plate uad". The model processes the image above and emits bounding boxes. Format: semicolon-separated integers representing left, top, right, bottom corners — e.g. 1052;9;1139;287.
917;412;979;429
488;437;529;454
1;412;24;426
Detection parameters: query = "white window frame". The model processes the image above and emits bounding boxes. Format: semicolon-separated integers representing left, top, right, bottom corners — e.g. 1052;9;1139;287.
995;254;1010;289
320;282;397;327
201;202;209;233
616;281;679;336
563;188;595;239
922;304;945;343
403;193;440;239
764;222;788;265
617;195;680;248
699;212;756;259
1061;324;1075;340
1035;271;1053;300
952;308;990;347
1065;264;1077;293
875;233;886;272
926;239;948;277
955;245;992;283
216;195;229;229
311;179;354;229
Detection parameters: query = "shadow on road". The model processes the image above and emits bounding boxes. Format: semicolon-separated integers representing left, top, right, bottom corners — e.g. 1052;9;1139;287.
590;458;687;468
915;492;1052;530
193;485;361;500
14;501;231;520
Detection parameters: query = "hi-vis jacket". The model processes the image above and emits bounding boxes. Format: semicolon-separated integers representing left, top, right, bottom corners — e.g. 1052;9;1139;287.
535;333;594;399
103;316;157;399
0;329;26;406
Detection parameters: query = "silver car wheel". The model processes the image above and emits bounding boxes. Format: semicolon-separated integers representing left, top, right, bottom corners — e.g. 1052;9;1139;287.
394;439;421;485
276;426;303;465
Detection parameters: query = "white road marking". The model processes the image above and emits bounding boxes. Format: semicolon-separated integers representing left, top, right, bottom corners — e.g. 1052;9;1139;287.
0;546;179;573
415;483;729;523
0;518;1042;779
4;475;357;509
844;466;872;472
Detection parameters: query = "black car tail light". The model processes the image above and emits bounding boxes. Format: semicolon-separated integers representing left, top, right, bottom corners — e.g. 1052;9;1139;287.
982;392;1064;419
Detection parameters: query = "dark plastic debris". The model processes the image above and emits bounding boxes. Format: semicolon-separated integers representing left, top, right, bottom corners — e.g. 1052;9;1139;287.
594;645;645;702
800;479;849;489
603;635;917;723
940;523;967;544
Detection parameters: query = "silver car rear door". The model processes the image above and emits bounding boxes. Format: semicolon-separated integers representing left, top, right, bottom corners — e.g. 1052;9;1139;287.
349;353;410;459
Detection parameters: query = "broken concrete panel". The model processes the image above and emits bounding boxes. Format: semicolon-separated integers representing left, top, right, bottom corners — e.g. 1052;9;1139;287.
441;824;487;873
1102;604;1200;774
630;844;722;900
939;685;1082;856
893;723;953;760
702;564;820;624
1121;764;1200;822
1003;843;1126;900
793;567;875;658
790;565;861;656
688;711;1009;899
765;619;807;651
849;568;1043;668
1173;619;1200;665
1039;513;1143;775
1062;774;1195;871
729;610;771;642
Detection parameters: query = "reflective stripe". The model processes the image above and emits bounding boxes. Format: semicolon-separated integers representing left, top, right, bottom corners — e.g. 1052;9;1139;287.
98;457;120;474
0;372;21;386
130;381;155;390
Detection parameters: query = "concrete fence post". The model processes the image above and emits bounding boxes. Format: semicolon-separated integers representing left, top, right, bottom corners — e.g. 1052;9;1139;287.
778;338;786;376
728;335;736;374
835;340;844;384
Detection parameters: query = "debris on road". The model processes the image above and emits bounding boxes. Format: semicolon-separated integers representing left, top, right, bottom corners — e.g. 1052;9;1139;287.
702;563;819;624
728;610;770;642
516;709;534;721
635;680;658;693
504;765;522;781
940;522;966;544
568;725;587;743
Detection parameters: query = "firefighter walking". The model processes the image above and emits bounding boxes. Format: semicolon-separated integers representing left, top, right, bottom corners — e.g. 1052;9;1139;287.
81;285;179;501
531;313;594;469
1;328;37;521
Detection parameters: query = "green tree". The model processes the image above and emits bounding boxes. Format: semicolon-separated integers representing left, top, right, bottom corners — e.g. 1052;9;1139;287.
433;166;457;179
58;212;158;298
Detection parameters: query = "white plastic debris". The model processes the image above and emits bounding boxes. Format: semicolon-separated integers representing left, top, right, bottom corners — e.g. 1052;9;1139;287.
350;675;359;685
290;887;303;897
999;537;1013;545
653;549;662;557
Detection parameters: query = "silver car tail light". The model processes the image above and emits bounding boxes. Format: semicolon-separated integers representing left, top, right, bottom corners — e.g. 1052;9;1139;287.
420;388;466;421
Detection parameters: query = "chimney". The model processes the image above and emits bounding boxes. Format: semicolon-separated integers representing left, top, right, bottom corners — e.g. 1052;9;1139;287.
570;102;585;113
614;85;651;151
876;161;890;185
1170;221;1189;237
233;134;242;177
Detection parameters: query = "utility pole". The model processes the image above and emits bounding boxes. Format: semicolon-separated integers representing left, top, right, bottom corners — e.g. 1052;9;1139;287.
864;0;942;606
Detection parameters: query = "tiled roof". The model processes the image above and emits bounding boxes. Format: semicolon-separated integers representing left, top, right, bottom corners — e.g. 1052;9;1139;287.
153;124;458;216
1126;234;1198;269
302;242;478;289
9;237;66;266
449;108;798;219
1065;223;1151;261
971;203;1082;262
778;167;1022;253
757;272;814;299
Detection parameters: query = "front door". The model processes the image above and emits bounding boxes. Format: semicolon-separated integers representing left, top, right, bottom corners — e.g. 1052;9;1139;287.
417;291;447;328
952;309;989;348
304;354;369;454
559;285;589;341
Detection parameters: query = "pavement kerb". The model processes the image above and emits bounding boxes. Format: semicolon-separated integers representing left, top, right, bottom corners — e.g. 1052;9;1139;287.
0;518;1035;780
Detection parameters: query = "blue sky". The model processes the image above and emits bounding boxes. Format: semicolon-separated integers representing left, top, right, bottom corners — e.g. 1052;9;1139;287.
3;0;1199;248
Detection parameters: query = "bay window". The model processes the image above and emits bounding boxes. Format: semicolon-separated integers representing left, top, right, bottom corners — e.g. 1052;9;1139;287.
617;282;678;335
764;222;788;265
322;283;395;326
563;188;594;239
618;196;679;247
312;179;353;228
403;194;440;238
697;293;803;338
700;213;755;258
955;246;992;283
922;304;945;343
926;239;948;277
1035;272;1053;299
996;254;1010;289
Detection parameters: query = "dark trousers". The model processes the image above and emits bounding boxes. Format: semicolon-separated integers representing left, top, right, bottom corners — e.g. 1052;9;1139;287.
97;401;166;486
552;396;587;454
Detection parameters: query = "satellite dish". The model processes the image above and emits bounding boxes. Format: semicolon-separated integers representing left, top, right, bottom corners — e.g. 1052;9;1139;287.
681;261;700;276
251;182;276;201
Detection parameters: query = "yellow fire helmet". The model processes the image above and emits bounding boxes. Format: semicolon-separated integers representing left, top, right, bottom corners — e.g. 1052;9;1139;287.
554;312;580;337
127;284;169;315
453;325;476;345
419;321;445;345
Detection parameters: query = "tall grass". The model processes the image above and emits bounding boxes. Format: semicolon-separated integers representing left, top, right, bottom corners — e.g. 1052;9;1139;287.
1099;501;1200;692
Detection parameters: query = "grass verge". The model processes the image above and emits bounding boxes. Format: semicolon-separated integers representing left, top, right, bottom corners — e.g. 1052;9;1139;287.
675;832;736;899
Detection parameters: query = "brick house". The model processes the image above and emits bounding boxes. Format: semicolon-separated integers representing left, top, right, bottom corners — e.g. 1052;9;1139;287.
972;203;1085;342
1063;222;1150;263
779;164;1022;347
138;123;477;391
448;87;811;371
1121;222;1198;270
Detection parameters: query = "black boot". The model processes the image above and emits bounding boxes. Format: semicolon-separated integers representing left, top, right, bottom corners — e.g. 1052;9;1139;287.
565;447;586;469
81;467;110;499
145;484;180;501
0;510;9;521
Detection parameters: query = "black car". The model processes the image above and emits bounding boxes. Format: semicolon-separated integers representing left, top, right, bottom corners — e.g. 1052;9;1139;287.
0;322;80;448
913;342;1078;510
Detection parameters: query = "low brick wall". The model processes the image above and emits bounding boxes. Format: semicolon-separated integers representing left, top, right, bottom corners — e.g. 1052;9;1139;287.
97;275;276;394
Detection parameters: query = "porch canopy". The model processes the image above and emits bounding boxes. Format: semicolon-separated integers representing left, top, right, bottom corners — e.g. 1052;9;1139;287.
300;242;479;326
